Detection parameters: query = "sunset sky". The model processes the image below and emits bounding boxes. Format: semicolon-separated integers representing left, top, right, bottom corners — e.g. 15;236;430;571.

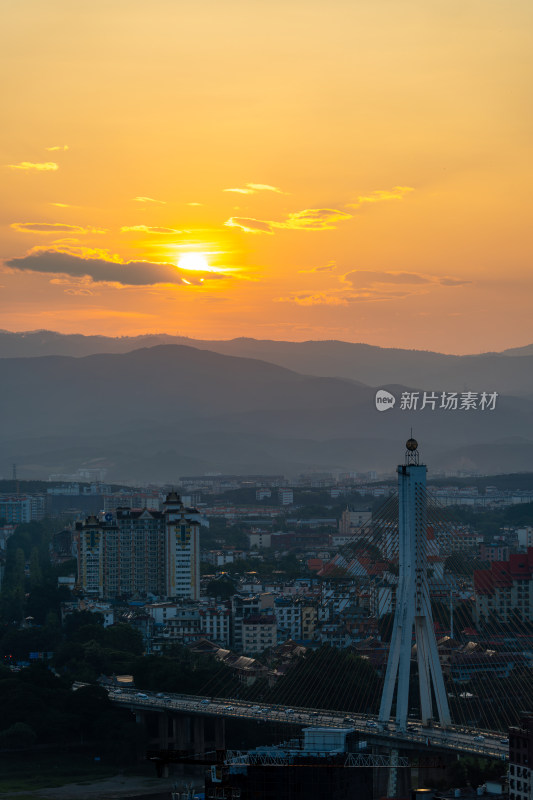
2;0;532;354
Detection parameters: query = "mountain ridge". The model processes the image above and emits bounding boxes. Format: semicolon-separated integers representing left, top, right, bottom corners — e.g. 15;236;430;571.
0;344;531;481
0;330;532;395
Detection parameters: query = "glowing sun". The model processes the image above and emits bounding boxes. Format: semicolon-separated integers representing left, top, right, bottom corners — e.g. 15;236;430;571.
177;252;211;272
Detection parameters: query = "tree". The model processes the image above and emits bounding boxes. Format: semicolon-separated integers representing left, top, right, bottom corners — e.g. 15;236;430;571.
103;624;144;655
206;576;236;600
0;721;37;749
64;610;104;639
29;546;43;588
266;646;381;714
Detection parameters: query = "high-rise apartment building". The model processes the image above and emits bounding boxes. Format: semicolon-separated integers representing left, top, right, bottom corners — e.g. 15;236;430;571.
163;491;200;600
509;713;533;800
76;493;200;600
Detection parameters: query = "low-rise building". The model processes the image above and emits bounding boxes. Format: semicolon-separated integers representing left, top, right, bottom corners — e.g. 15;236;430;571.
479;542;510;562
0;494;46;523
242;614;277;654
474;548;533;625
200;605;231;647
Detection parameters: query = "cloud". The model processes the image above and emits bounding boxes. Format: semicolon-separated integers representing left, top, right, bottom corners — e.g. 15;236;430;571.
49;202;72;208
27;243;121;261
298;260;338;274
277;292;349;306
225;217;274;234
46;145;69;152
344;270;431;287
278;268;470;308
132;196;166;204
277;289;415;306
5;250;223;286
225;208;351;234
278;208;352;231
187;202;202;206
224;183;284;194
11;222;106;234
246;183;284;193
120;225;183;234
344;270;471;289
438;277;471;286
348;185;414;209
6;162;59;171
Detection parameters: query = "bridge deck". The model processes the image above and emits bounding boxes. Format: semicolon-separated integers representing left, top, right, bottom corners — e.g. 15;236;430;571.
104;687;509;760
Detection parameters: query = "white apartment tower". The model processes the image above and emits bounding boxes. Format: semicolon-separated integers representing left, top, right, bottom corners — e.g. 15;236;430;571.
164;492;200;601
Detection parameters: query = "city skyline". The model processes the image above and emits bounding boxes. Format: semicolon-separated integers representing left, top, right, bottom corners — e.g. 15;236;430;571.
2;0;533;354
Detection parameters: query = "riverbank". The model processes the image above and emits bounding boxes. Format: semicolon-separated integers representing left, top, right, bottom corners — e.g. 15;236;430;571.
0;773;178;800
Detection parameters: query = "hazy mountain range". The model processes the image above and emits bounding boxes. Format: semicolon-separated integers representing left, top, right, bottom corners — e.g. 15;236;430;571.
1;333;532;482
1;329;533;395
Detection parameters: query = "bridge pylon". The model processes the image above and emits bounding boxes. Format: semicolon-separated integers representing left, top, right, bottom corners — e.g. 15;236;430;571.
378;439;451;733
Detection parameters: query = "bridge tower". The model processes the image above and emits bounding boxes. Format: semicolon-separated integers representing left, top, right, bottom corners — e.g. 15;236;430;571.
378;438;451;733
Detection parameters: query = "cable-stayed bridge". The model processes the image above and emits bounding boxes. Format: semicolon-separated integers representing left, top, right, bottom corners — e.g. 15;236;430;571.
91;440;527;791
105;686;509;760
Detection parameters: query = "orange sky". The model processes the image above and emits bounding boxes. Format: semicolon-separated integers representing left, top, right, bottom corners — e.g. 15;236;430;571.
1;0;532;354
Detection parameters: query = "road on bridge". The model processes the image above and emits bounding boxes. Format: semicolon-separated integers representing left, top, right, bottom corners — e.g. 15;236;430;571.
104;686;509;761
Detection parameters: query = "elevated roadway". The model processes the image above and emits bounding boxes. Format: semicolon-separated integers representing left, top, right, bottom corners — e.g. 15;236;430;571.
104;687;509;761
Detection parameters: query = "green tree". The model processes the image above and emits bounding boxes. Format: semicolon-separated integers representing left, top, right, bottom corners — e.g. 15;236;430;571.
0;721;37;749
29;546;43;588
103;624;144;655
206;576;236;600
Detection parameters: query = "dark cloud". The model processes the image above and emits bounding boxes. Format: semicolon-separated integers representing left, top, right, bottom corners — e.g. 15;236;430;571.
5;250;219;286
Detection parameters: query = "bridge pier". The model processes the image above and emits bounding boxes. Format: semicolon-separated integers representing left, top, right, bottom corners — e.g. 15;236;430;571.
387;748;399;798
174;715;191;750
372;743;412;800
192;717;205;755
141;711;226;758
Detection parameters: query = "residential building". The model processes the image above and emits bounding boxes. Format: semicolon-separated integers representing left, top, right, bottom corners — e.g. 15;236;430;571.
274;597;317;641
103;491;162;512
474;548;533;625
145;602;180;625
242;614;277;654
479;542;510;562
164;491;201;600
200;605;231;647
517;528;533;550
231;593;275;651
75;492;200;600
248;531;272;549
0;494;45;523
0;524;16;551
369;584;395;617
338;508;372;536
278;488;294;505
151;606;202;650
509;713;533;800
